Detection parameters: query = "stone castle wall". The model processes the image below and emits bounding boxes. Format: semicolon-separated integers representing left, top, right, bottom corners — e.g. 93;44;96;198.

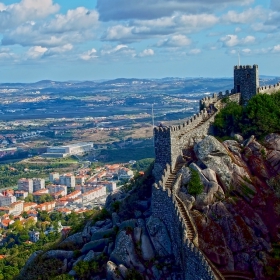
153;92;240;181
258;82;280;94
152;182;216;280
152;91;241;279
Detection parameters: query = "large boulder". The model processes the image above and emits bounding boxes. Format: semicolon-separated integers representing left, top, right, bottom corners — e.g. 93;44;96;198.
265;134;280;174
177;192;195;211
146;216;172;257
194;136;234;189
91;229;115;241
43;250;74;260
194;136;253;196
59;232;84;247
137;218;155;260
81;238;110;254
110;230;145;271
119;219;137;231
178;167;192;186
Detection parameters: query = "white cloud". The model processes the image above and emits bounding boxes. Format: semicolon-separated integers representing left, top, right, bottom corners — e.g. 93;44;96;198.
44;44;73;57
80;48;98;61
44;7;99;33
26;46;48;59
220;34;255;47
251;22;278;32
156;35;192;48
241;48;251;54
0;0;59;30
97;45;137;59
103;25;134;42
221;7;265;24
0;47;17;60
102;13;219;43
1;7;98;48
272;44;280;53
138;49;154;57
177;13;219;30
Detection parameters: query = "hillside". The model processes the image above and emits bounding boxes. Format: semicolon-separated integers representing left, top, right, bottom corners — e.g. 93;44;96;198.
16;133;280;279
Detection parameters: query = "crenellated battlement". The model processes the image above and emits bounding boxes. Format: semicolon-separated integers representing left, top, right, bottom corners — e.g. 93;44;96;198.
234;64;258;70
258;82;280;94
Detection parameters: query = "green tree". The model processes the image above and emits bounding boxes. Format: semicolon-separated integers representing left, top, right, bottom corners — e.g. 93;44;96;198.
213;101;243;136
24;194;34;202
187;168;204;197
243;92;280;137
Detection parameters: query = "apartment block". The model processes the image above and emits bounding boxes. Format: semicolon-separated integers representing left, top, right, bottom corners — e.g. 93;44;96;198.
18;178;33;193
33;178;45;192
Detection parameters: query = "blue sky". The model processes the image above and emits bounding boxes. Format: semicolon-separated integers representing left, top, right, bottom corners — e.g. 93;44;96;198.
0;0;279;82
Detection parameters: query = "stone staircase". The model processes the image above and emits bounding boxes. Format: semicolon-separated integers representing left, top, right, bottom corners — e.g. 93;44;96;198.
164;162;185;189
175;196;195;243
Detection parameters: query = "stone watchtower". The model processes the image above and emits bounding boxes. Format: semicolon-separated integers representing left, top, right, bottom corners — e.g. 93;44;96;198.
234;64;259;104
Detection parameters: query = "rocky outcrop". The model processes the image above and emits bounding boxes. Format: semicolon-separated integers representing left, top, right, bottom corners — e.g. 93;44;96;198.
146;216;172;257
179;134;280;279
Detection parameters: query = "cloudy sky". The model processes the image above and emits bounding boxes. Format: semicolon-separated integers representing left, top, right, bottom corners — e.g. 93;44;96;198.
0;0;279;82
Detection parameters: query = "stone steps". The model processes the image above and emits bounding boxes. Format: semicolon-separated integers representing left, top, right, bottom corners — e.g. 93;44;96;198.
175;197;195;242
164;162;185;190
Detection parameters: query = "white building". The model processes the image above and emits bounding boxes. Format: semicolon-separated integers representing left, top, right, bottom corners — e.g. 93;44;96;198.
47;184;67;197
118;168;134;180
60;174;75;188
80;186;106;203
49;172;59;183
33;178;45;192
0;194;16;207
14;190;28;199
18;178;33;193
10;201;24;215
43;142;93;158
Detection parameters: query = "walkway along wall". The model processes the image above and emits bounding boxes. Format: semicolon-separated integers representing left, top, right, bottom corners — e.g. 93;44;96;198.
153;92;240;182
152;181;217;280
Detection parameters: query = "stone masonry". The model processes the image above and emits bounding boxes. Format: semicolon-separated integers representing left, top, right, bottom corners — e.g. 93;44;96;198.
234;64;259;105
152;65;279;280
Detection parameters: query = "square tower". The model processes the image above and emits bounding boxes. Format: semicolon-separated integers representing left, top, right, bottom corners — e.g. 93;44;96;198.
234;65;259;104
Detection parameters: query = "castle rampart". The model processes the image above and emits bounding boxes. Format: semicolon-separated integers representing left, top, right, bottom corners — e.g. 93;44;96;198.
153;92;240;181
152;183;218;279
258;82;280;94
152;64;278;279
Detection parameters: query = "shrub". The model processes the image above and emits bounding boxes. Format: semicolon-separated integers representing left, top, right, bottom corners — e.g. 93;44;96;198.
187;169;204;197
